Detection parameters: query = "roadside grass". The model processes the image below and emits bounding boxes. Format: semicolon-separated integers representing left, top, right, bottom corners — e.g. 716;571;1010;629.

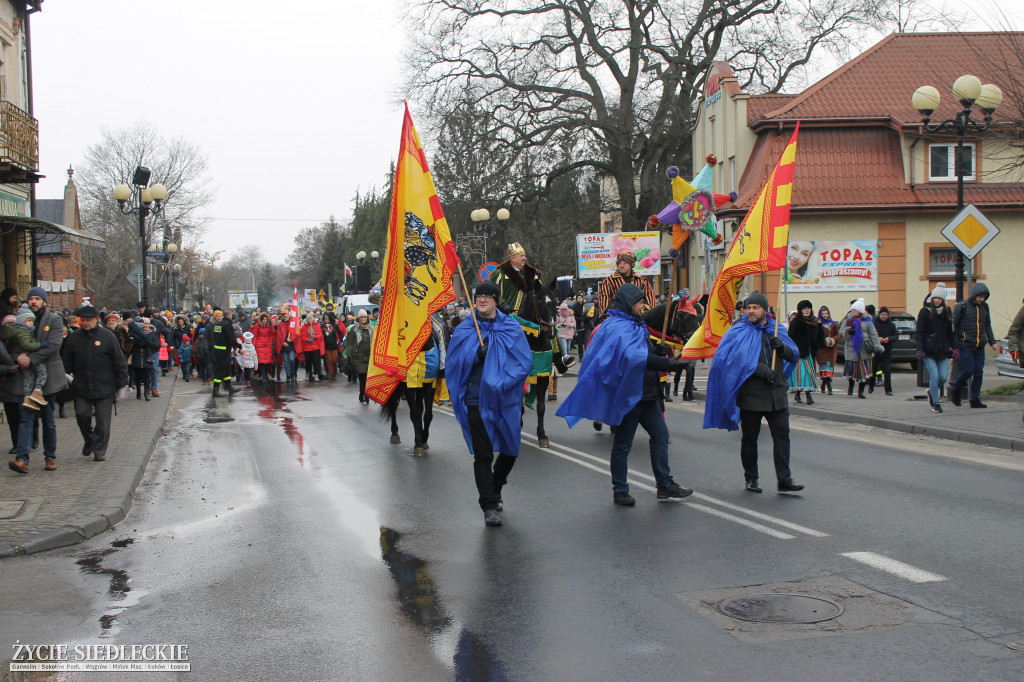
982;381;1024;396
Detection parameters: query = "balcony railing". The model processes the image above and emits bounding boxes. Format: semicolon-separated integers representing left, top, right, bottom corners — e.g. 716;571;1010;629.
0;101;39;172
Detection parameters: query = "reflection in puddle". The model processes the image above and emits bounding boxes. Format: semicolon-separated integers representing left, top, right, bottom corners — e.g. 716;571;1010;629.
379;527;507;681
203;399;235;424
281;417;308;466
76;539;147;638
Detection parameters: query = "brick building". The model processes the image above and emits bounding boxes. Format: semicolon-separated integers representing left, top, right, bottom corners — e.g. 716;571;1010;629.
34;166;103;310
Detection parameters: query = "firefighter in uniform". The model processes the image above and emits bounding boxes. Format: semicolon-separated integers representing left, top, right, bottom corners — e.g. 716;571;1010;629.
210;308;241;396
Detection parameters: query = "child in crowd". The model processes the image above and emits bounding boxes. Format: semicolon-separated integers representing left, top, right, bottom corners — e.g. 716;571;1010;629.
240;331;258;387
178;334;193;383
1;305;51;410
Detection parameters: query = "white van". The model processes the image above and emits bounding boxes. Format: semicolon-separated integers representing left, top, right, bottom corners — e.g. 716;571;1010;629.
341;294;376;318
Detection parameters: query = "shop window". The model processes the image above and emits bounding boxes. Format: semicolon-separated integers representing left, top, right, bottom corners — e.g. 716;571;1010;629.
929;143;975;182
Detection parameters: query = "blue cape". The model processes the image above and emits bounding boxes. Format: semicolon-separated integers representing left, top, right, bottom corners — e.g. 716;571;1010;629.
446;311;532;455
556;309;648;428
704;316;798;431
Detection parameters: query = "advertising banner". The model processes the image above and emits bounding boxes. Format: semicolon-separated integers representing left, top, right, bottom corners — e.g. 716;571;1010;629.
228;290;259;308
576;231;661;279
784;239;877;292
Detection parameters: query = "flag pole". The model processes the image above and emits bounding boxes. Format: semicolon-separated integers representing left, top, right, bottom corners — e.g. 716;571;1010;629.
773;266;786;365
455;263;485;346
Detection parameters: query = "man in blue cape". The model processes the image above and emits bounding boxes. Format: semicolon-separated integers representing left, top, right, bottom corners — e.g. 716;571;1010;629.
704;291;805;494
446;281;532;527
557;284;693;506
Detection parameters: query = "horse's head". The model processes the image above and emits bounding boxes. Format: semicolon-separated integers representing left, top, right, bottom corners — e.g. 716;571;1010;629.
524;281;559;340
671;303;702;343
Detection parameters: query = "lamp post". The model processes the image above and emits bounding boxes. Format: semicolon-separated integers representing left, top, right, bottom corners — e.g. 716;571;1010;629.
114;166;168;308
913;75;1001;302
471;207;510;265
172;263;181;310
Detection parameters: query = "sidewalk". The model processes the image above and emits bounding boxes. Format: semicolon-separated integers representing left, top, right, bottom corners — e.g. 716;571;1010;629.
0;375;176;559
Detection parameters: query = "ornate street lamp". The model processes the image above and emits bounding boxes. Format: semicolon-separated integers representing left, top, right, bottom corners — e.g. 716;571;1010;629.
913;74;1001;302
114;166;169;308
471;207;510;264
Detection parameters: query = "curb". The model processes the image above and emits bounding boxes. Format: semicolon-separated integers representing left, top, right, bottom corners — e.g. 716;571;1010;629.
686;389;1024;453
0;379;174;560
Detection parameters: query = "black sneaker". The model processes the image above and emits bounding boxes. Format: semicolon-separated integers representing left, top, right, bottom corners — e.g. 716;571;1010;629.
613;491;636;506
656;482;693;500
778;480;805;493
745;478;762;493
969;400;988;408
931;402;943;413
484;510;502;526
951;391;962;407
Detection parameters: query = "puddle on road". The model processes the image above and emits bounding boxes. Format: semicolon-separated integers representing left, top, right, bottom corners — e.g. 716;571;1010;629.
379;527;507;680
75;538;147;638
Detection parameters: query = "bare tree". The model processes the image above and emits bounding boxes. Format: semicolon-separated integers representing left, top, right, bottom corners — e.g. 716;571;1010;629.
403;0;952;231
286;222;332;282
75;121;215;308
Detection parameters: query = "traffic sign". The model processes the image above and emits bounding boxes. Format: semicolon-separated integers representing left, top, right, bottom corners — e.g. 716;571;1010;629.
478;262;499;282
941;203;1000;259
126;265;144;286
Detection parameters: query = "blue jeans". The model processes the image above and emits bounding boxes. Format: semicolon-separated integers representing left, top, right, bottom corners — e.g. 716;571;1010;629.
923;356;949;401
610;399;673;492
150;350;160;391
558;338;570;357
16;395;56;462
281;349;297;378
952;344;986;401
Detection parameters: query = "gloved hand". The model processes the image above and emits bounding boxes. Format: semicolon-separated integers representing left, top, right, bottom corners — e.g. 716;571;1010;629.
952;348;960;361
655;342;671;357
768;335;784;351
764;369;777;384
476;343;489;361
916;350;925;358
666;358;686;373
39;341;51;349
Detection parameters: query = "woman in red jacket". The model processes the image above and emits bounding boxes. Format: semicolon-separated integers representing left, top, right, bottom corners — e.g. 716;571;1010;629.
251;312;277;383
296;313;326;382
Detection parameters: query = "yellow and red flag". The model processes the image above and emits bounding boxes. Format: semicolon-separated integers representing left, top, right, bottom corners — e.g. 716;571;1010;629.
682;123;800;359
365;104;459;403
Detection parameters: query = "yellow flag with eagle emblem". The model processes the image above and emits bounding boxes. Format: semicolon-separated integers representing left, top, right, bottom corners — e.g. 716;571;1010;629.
682;123;800;359
365;104;459;403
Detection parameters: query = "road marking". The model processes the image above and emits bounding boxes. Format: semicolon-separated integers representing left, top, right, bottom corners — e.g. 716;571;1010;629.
841;551;948;583
519;432;827;538
434;409;804;539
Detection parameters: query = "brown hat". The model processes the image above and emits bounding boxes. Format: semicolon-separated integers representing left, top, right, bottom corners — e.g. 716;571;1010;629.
616;251;637;265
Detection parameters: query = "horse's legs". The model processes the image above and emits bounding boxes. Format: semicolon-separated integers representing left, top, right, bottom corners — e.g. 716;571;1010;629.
684;363;696;401
407;387;426;454
536;375;549;447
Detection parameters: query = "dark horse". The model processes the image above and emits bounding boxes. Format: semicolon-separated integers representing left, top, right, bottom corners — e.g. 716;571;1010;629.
380;321;445;455
516;281;562;448
642;300;703;401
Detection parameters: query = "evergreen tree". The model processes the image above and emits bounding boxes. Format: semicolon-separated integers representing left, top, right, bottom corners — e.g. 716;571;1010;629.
257;263;276;308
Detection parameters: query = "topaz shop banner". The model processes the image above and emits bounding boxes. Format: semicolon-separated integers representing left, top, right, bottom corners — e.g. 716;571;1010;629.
783;239;878;292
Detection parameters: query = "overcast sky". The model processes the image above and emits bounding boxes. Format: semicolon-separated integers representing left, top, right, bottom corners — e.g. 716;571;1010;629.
31;0;404;265
28;1;1021;267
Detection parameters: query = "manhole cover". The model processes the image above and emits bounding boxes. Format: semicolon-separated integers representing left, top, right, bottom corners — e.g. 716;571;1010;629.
715;594;843;624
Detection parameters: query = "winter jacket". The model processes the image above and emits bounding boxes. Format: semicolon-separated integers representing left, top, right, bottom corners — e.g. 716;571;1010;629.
321;320;344;351
344;323;373;373
296;319;325;360
193;334;211;363
0;337;22;402
556;309;576;340
787;315;823;358
128;324;160;369
874;317;897;359
25;308;69;395
178;343;194;365
275;318;296;364
1007;305;1024;353
1;322;42;355
815;323;839;366
208;319;240;355
736;329;796;412
240;343;259;369
916;305;956;359
62;325;129;400
251;321;276;363
840;314;880;361
953;282;996;348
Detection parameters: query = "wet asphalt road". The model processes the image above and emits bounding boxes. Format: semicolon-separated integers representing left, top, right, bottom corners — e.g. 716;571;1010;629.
2;376;1024;681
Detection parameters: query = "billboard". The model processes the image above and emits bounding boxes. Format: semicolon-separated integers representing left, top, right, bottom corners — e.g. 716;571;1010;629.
784;239;877;292
576;231;661;279
228;290;259;308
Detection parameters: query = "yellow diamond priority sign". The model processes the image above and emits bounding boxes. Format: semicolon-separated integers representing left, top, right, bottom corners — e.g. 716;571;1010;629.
941;203;1000;259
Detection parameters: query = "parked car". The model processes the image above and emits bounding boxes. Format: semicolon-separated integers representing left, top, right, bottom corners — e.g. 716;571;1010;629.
837;311;919;369
996;338;1024;379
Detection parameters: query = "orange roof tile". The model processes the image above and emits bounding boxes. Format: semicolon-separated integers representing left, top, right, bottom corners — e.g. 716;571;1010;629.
720;126;1024;215
747;94;796;125
761;32;1024;127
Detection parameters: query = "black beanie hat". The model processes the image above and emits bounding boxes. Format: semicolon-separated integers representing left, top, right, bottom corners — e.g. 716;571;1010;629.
745;291;770;310
797;299;813;311
475;282;501;300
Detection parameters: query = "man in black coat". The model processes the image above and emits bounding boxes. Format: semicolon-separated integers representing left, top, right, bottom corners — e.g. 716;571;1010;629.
735;292;804;494
872;307;897;396
62;306;129;462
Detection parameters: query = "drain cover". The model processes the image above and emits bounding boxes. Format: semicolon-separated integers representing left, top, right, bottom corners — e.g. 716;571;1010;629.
715;594;843;624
